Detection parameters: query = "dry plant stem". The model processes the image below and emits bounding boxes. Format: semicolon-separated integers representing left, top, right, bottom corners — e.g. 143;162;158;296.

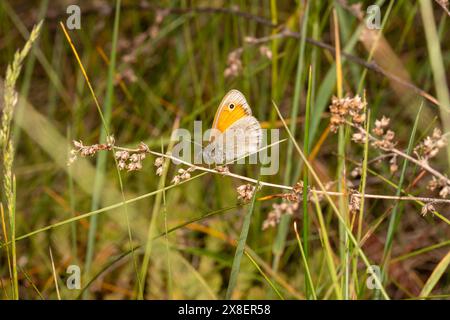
245;30;440;107
113;146;450;204
434;0;450;17
350;122;450;186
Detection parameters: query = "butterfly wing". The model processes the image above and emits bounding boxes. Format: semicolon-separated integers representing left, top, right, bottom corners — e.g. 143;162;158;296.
210;89;252;142
203;116;262;164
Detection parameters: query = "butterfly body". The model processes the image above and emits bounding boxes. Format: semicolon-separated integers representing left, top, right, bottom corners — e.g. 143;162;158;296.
203;90;262;164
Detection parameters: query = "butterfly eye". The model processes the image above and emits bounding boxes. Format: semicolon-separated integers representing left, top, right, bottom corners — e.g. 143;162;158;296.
229;103;235;110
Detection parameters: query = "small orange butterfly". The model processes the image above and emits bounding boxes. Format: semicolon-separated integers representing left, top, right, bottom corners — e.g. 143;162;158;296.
203;89;262;164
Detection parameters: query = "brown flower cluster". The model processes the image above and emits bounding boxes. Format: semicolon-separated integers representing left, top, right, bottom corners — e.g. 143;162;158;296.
372;116;390;136
236;184;255;202
389;155;399;174
352;131;367;144
371;116;397;150
171;167;195;184
69;137;151;172
329;95;366;133
414;128;447;162
349;190;361;214
259;45;273;60
68;135;115;165
115;142;149;171
421;202;437;216
224;48;243;78
154;157;165;176
427;176;450;198
262;201;299;230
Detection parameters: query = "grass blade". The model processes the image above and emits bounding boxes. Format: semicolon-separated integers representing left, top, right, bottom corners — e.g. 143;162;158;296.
273;0;310;273
420;249;450;298
84;0;122;290
383;103;423;266
226;181;259;299
419;0;450;163
49;247;61;300
311;191;341;299
273;100;390;299
302;65;313;297
293;221;316;299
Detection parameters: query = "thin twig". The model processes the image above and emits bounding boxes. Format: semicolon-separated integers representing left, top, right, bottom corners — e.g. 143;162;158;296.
245;31;440;107
350;121;450;186
434;0;450;17
111;144;450;204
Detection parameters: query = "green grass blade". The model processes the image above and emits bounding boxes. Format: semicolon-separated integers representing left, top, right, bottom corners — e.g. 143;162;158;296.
4;173;207;247
302;65;313;298
273;0;310;273
420;249;450;298
273;100;390;299
84;0;122;291
245;251;284;300
311;190;341;299
383;103;423;266
294;222;316;300
138;123;178;299
226;182;259;299
419;0;450;163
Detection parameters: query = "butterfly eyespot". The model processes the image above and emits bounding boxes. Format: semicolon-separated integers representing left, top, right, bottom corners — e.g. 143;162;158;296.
229;103;235;110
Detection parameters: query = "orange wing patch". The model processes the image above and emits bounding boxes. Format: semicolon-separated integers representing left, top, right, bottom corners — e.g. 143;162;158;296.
214;104;247;133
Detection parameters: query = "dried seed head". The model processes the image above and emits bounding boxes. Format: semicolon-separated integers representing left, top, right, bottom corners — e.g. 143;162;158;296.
224;48;243;78
427;176;447;191
73;140;83;149
259;45;273;59
292;181;304;194
389;155;398;174
414;127;447;161
421;203;436;216
135;162;142;170
130;153;140;162
439;186;450;198
154;157;164;167
373;116;390;136
352;132;366;144
115;150;129;160
118;160;126;170
349;194;361;213
68;138;148;171
170;167;193;184
181;172;191;180
329;95;366;132
172;175;181;185
372;128;397;150
262;201;299;230
139;142;150;153
236;184;256;202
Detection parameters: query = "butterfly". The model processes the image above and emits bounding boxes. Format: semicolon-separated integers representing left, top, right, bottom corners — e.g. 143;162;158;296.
202;89;262;165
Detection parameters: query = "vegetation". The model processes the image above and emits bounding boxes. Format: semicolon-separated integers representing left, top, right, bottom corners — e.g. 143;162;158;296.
1;0;450;300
